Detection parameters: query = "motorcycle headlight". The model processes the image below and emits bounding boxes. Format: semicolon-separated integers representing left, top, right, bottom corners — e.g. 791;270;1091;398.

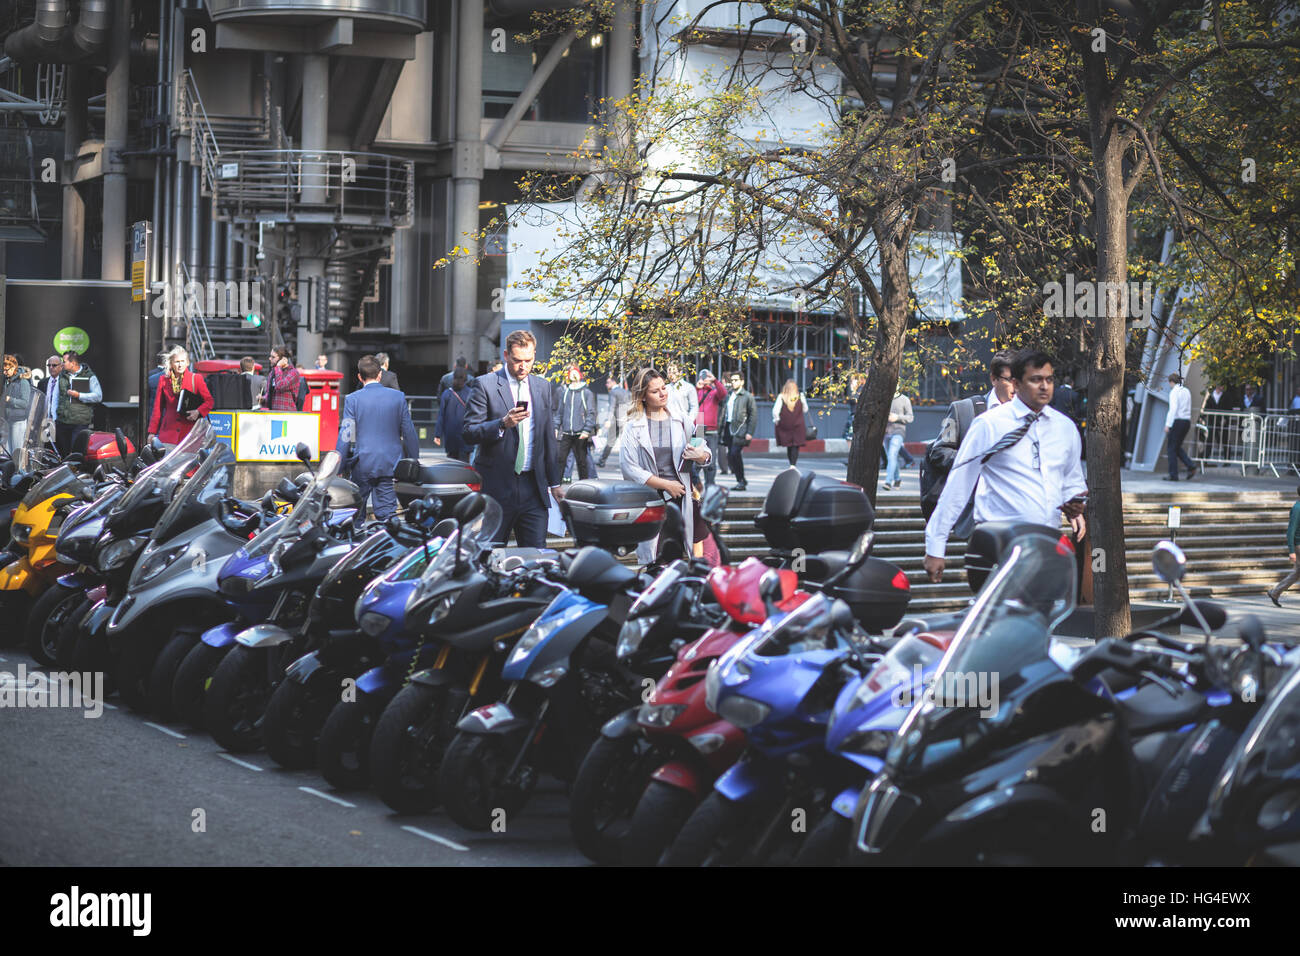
617;615;658;660
12;523;31;543
359;611;392;637
99;535;146;572
530;663;568;688
507;605;584;667
717;694;772;730
431;594;456;623
637;703;686;728
839;729;894;758
134;544;185;585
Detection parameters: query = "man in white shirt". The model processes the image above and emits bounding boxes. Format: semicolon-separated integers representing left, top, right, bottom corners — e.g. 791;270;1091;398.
924;350;1087;582
1164;372;1196;481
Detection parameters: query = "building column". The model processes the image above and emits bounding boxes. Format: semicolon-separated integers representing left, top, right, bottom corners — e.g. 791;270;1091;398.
449;0;484;367
297;53;329;362
101;0;130;280
61;66;86;279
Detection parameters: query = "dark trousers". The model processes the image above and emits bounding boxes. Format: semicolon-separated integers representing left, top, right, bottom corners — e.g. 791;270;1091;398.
498;471;548;548
727;438;747;485
445;441;470;463
1168;418;1195;477
786;445;800;466
354;473;398;520
717;433;730;473
597;421;623;466
558;433;589;481
700;429;720;485
55;421;89;457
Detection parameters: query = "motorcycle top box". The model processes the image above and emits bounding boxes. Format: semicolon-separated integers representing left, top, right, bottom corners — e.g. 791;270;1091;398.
392;458;481;510
560;479;666;554
825;557;912;633
754;469;873;553
963;521;1067;592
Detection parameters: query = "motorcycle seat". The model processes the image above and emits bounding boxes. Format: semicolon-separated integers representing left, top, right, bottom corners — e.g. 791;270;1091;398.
565;545;638;591
1117;683;1206;735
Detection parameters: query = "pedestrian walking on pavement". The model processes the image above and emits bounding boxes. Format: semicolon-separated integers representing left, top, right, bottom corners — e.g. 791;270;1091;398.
772;379;808;466
597;374;630;467
337;354;421;521
3;354;32;453
1163;372;1198;481
722;371;757;491
665;363;699;423
697;369;728;478
435;366;472;462
555;364;597;482
883;389;914;489
1267;486;1300;607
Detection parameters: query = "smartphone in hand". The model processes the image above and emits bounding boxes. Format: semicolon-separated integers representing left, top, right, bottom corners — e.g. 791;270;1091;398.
515;400;529;412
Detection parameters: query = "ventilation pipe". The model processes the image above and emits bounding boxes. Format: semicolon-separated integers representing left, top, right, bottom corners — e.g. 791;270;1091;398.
6;0;113;63
70;0;111;59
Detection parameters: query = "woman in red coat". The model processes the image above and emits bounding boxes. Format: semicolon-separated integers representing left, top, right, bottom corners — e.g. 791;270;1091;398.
149;346;214;444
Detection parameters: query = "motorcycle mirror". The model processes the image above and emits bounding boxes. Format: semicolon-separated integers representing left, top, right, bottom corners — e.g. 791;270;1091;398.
295;442;312;464
699;485;729;525
830;597;857;635
1237;613;1265;651
150;436;166;454
114;427;128;463
261;490;276;513
1152;540;1187;584
848;531;875;568
385;515;404;537
421;492;442;519
0;459;13;488
759;568;784;617
451;493;486;526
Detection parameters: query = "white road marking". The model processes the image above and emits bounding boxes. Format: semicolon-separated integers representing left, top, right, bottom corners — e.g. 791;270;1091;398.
299;786;356;808
217;752;264;771
143;721;186;739
401;825;469;852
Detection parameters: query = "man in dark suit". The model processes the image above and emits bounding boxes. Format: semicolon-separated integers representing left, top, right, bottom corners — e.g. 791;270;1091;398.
722;370;758;491
376;352;400;390
1204;383;1232;460
462;330;563;547
337;354;420;520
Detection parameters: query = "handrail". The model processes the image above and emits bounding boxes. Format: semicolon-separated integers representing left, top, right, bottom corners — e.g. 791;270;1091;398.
177;260;216;364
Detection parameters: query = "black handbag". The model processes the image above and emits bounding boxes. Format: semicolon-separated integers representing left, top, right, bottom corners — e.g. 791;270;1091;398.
803;406;818;441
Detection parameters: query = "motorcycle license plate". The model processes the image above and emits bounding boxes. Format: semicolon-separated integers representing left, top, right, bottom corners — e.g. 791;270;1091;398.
473;703;515;729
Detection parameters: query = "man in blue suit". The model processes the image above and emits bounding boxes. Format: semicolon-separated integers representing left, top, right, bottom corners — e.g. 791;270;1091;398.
462;330;563;547
337;354;421;520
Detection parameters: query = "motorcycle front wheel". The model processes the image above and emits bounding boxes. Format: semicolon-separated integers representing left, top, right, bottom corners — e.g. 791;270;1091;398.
371;682;455;814
792;811;851;866
623;779;700;867
439;731;533;832
263;671;337;770
659;791;753;867
148;627;202;719
24;583;83;666
172;641;230;729
568;734;663;865
204;644;271;752
317;697;380;790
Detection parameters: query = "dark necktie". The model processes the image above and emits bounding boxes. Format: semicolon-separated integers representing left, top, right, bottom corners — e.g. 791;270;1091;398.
981;411;1041;464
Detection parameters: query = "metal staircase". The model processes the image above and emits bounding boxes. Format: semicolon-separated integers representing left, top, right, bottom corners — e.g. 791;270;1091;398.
176;70;413;356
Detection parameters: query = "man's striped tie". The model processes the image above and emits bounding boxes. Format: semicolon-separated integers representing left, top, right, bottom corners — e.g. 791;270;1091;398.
981;411;1041;464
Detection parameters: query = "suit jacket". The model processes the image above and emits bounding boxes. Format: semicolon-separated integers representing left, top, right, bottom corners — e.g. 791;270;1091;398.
620;410;704;564
337;381;421;480
462;369;561;508
722;388;757;442
380;369;400;390
1205;390;1232;411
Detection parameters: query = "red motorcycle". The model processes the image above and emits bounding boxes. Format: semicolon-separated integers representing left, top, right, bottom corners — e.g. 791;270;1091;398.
574;557;808;866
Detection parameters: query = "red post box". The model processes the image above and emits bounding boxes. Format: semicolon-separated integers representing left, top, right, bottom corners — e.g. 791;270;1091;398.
302;369;344;452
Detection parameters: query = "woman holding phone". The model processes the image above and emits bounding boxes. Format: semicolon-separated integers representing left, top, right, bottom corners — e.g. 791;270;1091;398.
621;367;711;564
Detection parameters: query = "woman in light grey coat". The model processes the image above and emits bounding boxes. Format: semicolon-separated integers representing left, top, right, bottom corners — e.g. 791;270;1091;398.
621;367;712;564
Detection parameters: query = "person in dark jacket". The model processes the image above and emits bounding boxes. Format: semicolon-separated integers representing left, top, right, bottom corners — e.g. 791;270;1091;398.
376;352;400;390
435;366;471;461
554;364;597;483
55;350;103;455
722;371;758;491
1267;486;1300;606
3;354;32;452
261;346;302;410
338;354;421;519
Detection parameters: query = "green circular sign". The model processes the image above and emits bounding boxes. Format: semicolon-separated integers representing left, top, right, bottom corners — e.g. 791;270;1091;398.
53;326;90;353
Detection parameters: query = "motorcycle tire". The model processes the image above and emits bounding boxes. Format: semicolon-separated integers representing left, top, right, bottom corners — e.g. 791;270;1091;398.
172;640;230;729
371;682;452;814
0;589;34;647
317;697;379;790
52;597;93;670
263;673;335;770
117;634;164;713
623;780;700;867
148;627;201;719
792;811;851;867
568;734;660;865
25;583;84;666
204;644;270;753
659;791;752;867
439;731;533;832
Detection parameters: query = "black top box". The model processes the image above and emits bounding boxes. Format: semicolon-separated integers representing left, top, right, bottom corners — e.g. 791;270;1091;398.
393;458;482;511
560;479;667;554
754;469;874;553
826;555;912;633
964;521;1066;593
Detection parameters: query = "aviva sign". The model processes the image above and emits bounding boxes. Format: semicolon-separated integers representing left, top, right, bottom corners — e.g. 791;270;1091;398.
233;412;320;462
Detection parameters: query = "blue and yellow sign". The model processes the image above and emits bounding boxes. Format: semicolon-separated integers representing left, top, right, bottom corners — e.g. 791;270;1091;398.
208;411;320;462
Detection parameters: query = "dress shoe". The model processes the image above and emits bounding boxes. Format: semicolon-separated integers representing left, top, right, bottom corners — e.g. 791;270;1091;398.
1268;590;1283;608
1185;464;1199;479
1162;476;1178;481
734;482;747;491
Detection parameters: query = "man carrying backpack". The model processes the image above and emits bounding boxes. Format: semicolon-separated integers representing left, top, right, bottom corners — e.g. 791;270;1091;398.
919;350;1016;525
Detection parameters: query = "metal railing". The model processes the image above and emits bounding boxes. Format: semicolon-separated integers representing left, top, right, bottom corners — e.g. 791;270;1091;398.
177;261;216;364
1193;409;1300;477
210;149;415;227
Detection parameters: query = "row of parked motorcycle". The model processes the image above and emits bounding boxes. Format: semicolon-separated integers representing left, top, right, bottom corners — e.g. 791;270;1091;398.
2;393;1299;866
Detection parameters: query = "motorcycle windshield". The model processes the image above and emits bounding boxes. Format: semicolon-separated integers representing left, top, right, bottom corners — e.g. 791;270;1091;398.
745;592;850;658
110;419;213;524
831;633;948;730
15;388;53;472
410;497;504;603
151;439;236;543
886;534;1077;775
244;450;343;559
628;560;687;617
20;463;82;508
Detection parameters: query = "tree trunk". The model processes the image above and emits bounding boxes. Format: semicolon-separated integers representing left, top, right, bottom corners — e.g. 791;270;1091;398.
1084;96;1132;639
846;227;911;505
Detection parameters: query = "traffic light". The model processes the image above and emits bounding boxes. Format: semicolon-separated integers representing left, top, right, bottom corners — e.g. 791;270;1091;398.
242;311;263;329
276;284;297;330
